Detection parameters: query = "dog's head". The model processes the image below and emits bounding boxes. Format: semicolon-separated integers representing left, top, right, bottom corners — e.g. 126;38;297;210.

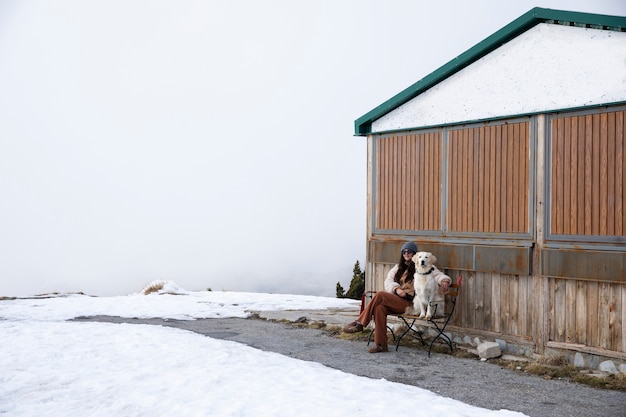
412;251;437;273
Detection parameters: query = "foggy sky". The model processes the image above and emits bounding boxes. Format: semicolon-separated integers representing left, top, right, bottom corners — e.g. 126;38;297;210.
1;0;624;297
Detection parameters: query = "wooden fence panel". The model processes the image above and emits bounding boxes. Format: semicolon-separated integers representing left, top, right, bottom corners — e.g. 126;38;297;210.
550;110;626;236
451;273;534;338
547;278;625;352
375;133;442;231
448;122;529;233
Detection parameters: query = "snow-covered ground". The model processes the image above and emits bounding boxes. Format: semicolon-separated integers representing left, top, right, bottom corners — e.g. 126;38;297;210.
0;282;527;416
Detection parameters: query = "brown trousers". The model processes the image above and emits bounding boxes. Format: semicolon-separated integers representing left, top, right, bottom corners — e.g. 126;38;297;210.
357;291;412;346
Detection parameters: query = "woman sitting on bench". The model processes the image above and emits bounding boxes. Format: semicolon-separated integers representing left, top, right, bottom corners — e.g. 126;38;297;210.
342;241;451;353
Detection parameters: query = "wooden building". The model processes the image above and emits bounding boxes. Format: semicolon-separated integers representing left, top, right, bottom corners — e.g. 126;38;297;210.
354;8;626;370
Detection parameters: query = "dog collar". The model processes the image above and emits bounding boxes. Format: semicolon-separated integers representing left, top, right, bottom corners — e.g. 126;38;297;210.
422;267;435;275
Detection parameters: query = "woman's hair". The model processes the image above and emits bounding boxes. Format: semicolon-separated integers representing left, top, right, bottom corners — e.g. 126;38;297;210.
394;254;415;283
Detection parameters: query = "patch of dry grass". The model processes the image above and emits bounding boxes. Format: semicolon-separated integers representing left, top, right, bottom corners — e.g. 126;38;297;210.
141;281;165;295
490;356;626;391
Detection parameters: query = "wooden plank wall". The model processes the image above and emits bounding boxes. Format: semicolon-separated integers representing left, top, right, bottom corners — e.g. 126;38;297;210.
367;267;533;336
550;111;626;236
458;272;533;338
368;109;625;356
550;278;625;352
448;123;530;233
367;263;392;293
375;132;441;230
367;262;625;353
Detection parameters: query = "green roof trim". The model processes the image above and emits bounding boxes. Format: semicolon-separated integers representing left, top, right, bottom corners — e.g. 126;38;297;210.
354;7;626;136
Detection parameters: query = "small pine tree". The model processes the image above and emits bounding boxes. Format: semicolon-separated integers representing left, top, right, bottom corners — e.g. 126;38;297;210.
345;260;365;300
336;282;345;298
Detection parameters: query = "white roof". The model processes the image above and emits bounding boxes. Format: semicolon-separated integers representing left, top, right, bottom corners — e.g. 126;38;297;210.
372;23;626;132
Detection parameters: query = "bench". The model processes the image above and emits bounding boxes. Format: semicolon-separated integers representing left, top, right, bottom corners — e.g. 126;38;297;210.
367;275;462;357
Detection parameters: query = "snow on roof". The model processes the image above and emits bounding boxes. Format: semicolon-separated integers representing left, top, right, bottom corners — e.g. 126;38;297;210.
355;7;626;135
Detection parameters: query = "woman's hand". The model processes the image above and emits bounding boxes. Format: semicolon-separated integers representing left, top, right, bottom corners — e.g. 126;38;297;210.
394;288;406;298
440;281;450;293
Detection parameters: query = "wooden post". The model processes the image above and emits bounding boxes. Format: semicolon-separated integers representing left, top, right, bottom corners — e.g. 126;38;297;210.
365;134;375;293
533;114;548;354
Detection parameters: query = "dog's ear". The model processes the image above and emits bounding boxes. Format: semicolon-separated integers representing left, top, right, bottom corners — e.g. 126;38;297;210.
431;254;437;264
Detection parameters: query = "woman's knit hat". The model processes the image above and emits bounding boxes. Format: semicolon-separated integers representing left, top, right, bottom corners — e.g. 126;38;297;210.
400;241;418;254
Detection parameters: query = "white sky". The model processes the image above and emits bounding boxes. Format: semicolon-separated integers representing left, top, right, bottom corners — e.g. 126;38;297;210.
1;0;625;298
0;287;527;417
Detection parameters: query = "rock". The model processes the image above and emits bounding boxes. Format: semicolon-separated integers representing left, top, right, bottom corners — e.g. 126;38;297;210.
599;360;618;374
477;341;502;359
574;352;585;368
495;338;507;351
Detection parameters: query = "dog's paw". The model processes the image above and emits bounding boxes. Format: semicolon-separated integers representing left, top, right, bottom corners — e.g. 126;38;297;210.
425;314;432;320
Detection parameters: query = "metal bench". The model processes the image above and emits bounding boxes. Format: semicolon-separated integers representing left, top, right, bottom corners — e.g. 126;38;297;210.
367;276;462;357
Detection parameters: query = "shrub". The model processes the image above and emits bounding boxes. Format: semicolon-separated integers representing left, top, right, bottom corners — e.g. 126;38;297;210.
335;260;365;300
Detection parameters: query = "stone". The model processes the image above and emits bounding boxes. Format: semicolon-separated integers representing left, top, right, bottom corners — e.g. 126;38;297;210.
574;352;585;368
599;360;618;374
495;338;507;351
477;341;502;359
618;363;626;375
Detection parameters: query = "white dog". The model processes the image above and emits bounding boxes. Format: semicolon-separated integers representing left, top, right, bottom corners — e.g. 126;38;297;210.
409;251;439;319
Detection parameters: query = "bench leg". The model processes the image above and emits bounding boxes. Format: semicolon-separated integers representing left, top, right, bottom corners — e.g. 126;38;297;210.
395;317;425;351
426;318;454;357
427;330;453;357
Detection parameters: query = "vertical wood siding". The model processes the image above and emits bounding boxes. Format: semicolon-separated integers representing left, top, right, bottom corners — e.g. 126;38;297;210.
367;263;392;294
448;123;530;233
549;278;624;352
375;132;442;230
550;111;626;236
368;265;624;352
458;272;534;338
367;109;625;358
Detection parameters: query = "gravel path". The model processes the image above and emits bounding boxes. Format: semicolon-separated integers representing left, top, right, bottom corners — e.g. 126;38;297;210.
73;316;626;417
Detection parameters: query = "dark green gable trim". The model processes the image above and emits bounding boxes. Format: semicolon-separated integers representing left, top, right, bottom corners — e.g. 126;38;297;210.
354;7;626;136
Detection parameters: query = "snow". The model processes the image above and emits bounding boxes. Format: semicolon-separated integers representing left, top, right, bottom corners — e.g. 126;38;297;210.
0;283;527;417
372;23;626;132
